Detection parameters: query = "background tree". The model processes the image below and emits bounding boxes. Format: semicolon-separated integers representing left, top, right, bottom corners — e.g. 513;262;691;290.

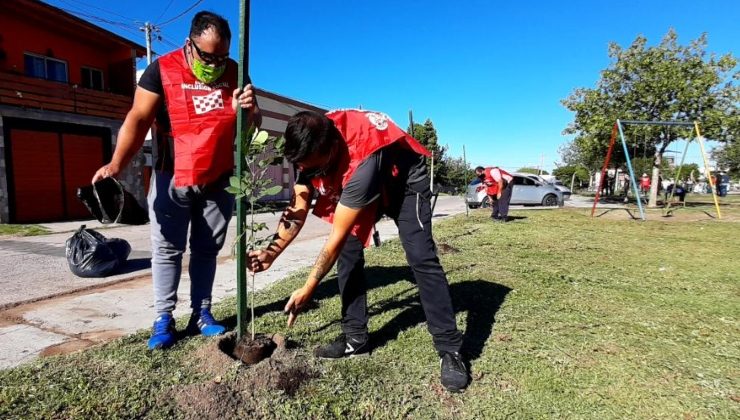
410;119;450;187
666;163;701;183
713;141;740;176
440;155;472;193
552;165;590;190
561;29;739;207
409;117;473;192
517;167;549;175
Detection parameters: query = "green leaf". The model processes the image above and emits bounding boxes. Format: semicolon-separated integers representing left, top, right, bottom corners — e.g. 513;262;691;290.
253;130;269;145
225;186;240;194
262;185;283;196
228;177;241;189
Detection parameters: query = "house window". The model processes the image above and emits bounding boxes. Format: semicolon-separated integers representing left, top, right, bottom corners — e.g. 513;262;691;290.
24;53;68;83
81;67;104;90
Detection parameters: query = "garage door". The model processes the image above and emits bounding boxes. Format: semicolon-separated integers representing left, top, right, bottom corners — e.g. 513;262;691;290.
8;127;107;223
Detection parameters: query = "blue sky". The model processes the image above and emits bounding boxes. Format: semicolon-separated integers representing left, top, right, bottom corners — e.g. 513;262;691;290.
46;0;738;172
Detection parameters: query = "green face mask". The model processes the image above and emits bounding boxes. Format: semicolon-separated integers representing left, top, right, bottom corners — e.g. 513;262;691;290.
191;58;226;84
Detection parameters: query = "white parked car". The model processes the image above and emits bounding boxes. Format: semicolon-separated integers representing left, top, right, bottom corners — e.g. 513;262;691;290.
465;173;564;208
525;175;572;200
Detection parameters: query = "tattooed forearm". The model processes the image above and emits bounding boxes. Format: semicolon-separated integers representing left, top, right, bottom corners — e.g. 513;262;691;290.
312;249;334;283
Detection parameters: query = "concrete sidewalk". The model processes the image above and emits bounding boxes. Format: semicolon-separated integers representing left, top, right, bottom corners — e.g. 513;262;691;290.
0;195;468;369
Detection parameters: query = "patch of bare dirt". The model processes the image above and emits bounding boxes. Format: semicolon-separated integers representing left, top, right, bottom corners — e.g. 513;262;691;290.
593;207;737;222
176;333;319;418
437;243;460;254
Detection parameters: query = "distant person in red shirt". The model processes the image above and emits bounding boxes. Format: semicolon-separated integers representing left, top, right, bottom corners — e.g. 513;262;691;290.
475;166;514;222
640;173;651;194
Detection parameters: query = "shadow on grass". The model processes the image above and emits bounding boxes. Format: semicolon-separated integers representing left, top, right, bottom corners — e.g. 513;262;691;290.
219;266;510;362
218;265;415;333
366;276;510;361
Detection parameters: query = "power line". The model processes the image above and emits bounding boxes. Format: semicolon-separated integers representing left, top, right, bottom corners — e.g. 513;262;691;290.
57;0;137;22
157;0;204;27
156;0;177;23
58;7;142;39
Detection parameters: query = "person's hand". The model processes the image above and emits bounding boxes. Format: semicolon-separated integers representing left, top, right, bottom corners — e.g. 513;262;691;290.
247;249;276;273
497;192;502;199
284;285;315;327
91;163;120;183
232;84;257;112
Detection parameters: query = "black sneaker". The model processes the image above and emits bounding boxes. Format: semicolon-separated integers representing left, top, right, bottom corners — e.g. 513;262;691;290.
440;351;470;392
314;333;370;359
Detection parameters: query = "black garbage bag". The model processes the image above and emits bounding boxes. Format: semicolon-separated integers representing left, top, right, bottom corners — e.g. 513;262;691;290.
65;225;131;278
77;177;148;225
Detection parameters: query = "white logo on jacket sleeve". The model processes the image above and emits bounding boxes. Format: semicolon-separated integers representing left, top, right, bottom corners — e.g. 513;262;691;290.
192;90;224;115
366;112;389;130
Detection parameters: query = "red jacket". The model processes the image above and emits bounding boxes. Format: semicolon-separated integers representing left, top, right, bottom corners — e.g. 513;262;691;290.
159;50;237;187
311;109;430;246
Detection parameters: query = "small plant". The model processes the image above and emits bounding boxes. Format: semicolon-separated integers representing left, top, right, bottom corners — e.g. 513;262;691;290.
227;126;285;340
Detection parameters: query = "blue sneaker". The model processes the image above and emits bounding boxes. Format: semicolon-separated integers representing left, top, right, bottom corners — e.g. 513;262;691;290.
147;313;176;350
187;308;226;337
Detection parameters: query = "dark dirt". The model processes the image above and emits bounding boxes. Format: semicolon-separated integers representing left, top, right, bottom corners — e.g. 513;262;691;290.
230;333;278;365
437;243;460;254
173;332;320;418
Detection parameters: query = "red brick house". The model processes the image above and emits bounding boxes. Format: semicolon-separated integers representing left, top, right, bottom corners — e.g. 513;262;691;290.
0;0;326;224
0;0;146;223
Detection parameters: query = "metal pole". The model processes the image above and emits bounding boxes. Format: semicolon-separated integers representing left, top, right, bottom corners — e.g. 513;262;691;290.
141;22;153;65
463;145;469;217
591;123;618;217
664;137;692;215
430;154;434;191
618;120;646;221
694;122;721;219
235;0;251;340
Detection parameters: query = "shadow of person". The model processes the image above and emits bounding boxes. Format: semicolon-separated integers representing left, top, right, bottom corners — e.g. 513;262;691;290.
218;265;416;333
503;215;527;222
367;277;511;362
219;265;510;363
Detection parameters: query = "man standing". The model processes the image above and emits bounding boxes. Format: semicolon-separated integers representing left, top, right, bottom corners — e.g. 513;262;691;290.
475;166;513;222
92;11;261;350
247;109;469;393
718;172;730;197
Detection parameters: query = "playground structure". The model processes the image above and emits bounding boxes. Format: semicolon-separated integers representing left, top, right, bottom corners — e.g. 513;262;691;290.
591;119;721;221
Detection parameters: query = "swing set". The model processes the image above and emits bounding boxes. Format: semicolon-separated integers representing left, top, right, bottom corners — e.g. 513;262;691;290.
591;119;721;221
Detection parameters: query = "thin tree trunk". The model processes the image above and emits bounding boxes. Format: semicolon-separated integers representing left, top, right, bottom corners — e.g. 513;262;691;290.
648;141;669;208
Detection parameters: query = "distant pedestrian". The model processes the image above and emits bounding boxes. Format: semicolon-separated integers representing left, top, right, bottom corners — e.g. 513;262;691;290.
718;172;730;197
475;166;513;222
640;173;651;194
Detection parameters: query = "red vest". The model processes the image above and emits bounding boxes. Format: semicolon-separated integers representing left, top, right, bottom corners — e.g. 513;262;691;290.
311;109;431;246
484;167;512;195
159;50;237;187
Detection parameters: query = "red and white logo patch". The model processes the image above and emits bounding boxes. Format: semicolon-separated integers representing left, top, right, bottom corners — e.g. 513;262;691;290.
192;90;224;115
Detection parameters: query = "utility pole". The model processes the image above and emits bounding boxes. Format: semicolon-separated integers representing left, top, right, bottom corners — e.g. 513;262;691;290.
538;153;545;175
141;22;154;64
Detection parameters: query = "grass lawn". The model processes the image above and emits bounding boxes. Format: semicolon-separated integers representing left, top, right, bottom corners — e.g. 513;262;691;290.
1;206;738;418
0;224;49;237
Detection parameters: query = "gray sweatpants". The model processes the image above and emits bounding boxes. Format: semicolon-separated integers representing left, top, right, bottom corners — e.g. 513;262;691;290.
148;170;234;315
